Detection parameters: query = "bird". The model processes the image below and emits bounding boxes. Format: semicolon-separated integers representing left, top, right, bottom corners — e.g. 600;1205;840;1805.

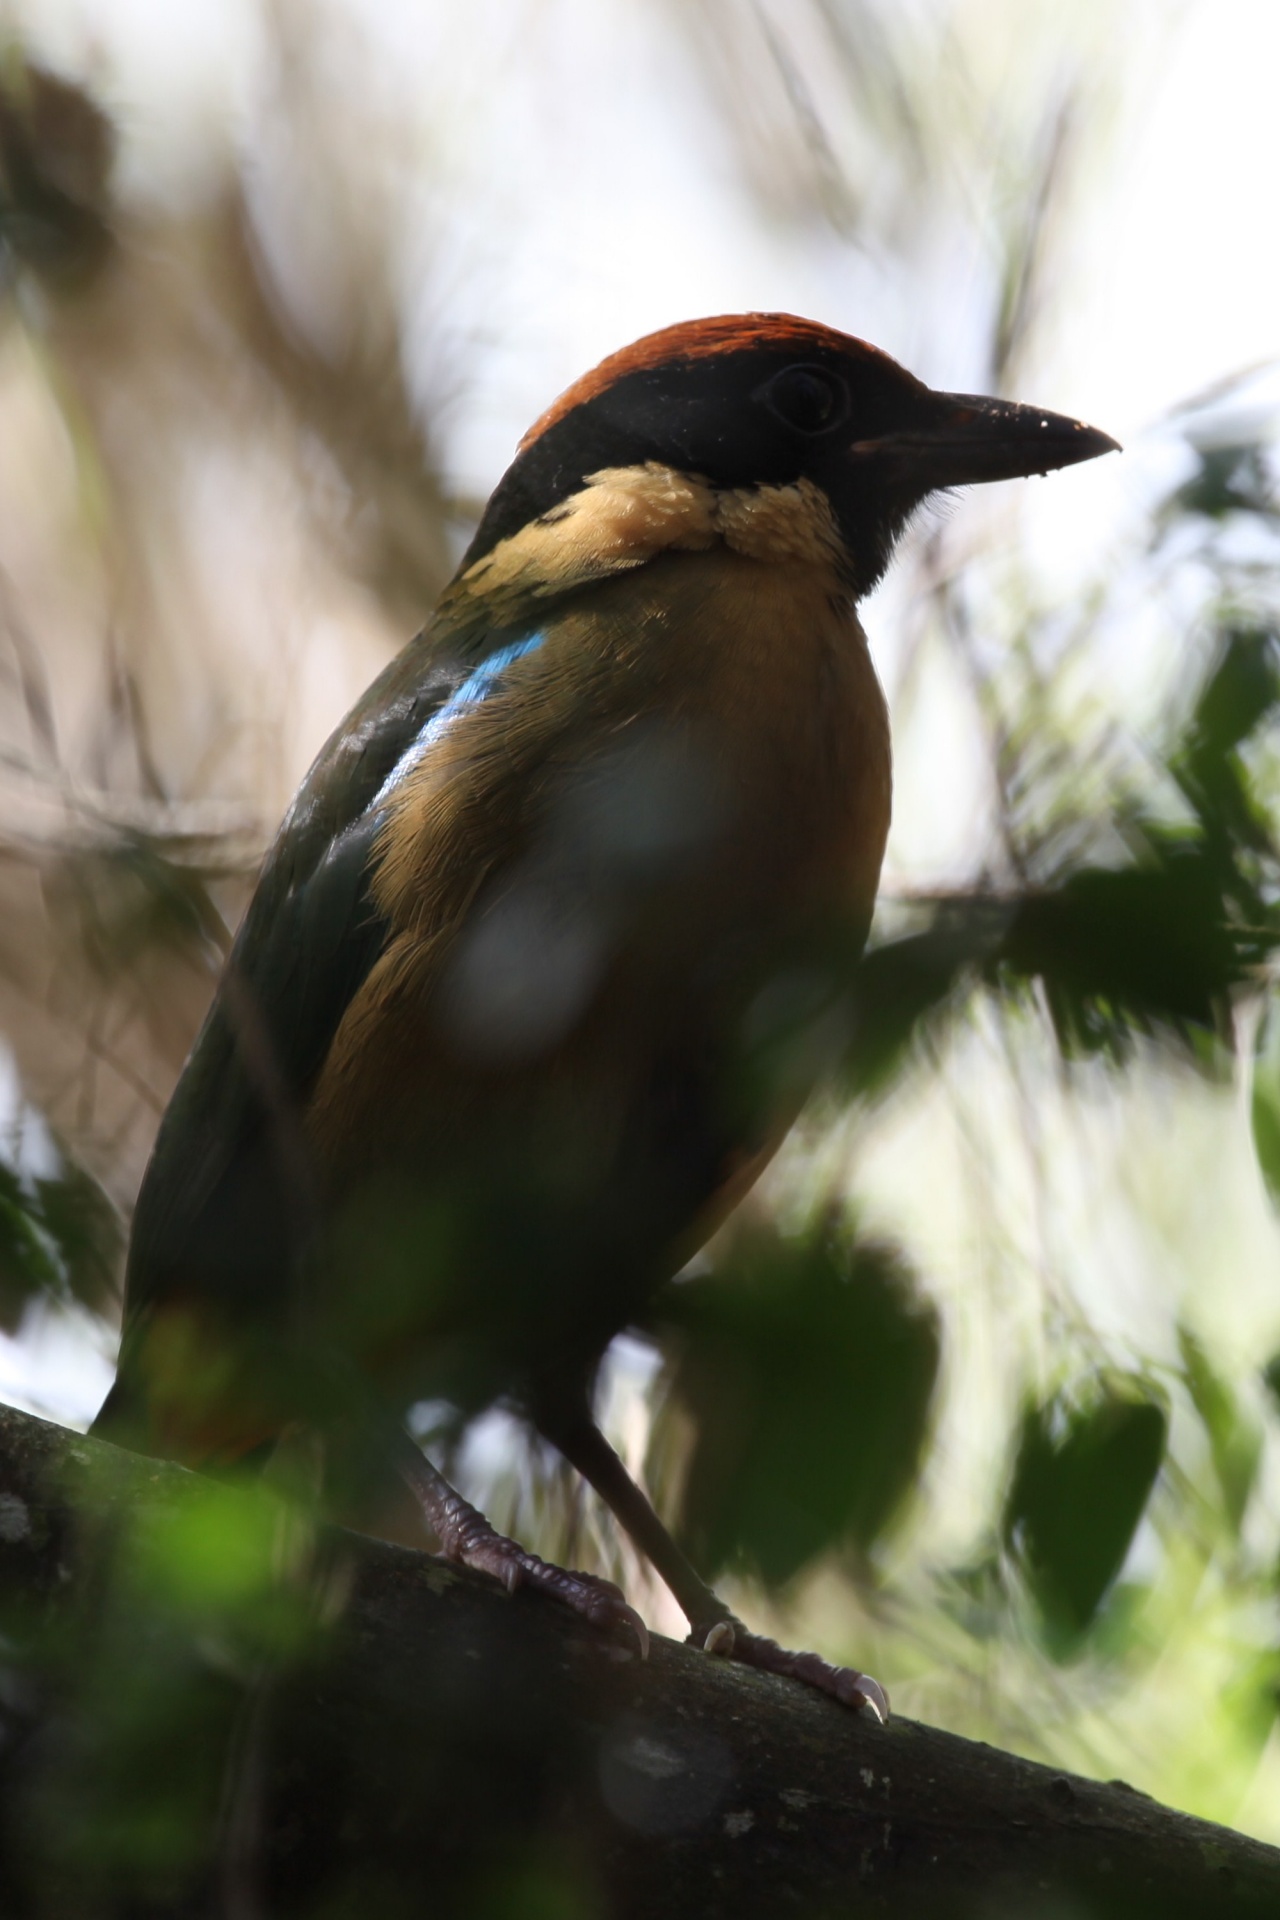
93;313;1116;1719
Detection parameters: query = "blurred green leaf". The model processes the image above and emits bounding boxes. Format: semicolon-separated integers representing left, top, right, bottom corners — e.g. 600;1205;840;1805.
129;1480;313;1640
35;1156;122;1316
651;1223;939;1587
1252;1002;1280;1209
0;1143;121;1330
1004;1377;1167;1652
1161;442;1279;527
998;844;1247;1056
1221;1649;1280;1757
939;1550;1012;1644
1172;623;1280;871
1178;1327;1262;1535
1261;1352;1280;1416
846;906;1004;1097
847;850;1244;1099
0;1160;61;1331
1177;624;1280;793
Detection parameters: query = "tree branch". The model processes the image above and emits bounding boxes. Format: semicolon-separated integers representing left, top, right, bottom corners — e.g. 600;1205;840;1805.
1;1399;1276;1918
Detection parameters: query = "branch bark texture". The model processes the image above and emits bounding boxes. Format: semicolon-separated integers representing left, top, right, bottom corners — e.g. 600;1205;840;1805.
0;1400;1276;1918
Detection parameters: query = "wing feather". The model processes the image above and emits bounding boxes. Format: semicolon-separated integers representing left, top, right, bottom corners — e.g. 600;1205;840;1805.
111;618;544;1353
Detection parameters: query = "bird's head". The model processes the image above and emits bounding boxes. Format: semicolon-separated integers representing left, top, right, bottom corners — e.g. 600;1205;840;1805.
461;314;1117;600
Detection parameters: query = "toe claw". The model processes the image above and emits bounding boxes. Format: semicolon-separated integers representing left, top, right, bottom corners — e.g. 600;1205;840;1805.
706;1617;889;1719
622;1607;650;1661
409;1462;649;1660
840;1672;889;1722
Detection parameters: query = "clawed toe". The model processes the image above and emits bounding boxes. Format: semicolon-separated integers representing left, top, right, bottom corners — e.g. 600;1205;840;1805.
403;1448;649;1657
525;1558;651;1659
446;1527;649;1657
702;1619;736;1657
833;1667;889;1721
604;1597;651;1661
690;1614;888;1721
541;1560;649;1658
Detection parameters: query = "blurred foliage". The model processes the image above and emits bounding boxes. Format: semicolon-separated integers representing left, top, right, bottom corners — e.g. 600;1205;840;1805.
1162;441;1280;530
0;56;114;289
846;612;1280;1097
1179;1326;1264;1538
1252;1004;1280;1210
649;1221;939;1586
1003;1375;1167;1653
46;833;233;984
1;1457;325;1912
0;1144;120;1332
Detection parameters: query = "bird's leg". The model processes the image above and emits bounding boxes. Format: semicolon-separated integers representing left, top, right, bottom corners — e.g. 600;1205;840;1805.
390;1428;649;1658
549;1415;889;1722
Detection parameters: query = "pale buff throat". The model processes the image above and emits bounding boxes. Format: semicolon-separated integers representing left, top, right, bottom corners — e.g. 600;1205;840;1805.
444;463;850;619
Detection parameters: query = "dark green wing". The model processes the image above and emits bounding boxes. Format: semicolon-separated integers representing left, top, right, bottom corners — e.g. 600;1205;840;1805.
107;624;485;1357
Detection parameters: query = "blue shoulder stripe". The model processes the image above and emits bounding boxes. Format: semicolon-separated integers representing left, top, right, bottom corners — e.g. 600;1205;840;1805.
371;632;546;810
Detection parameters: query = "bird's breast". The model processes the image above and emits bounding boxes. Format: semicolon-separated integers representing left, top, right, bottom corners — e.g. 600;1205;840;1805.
306;541;890;1190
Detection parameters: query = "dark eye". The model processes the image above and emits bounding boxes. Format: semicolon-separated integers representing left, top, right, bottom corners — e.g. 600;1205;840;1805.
760;364;848;435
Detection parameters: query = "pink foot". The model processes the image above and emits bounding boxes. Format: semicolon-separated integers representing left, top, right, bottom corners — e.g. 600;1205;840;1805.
690;1616;888;1721
403;1449;649;1657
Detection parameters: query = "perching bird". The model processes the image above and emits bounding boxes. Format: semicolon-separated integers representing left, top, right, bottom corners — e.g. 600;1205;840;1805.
94;314;1116;1717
